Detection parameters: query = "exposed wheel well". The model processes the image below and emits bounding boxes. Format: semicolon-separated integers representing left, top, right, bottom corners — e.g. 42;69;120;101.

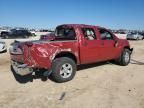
124;46;133;53
124;46;130;50
54;52;77;63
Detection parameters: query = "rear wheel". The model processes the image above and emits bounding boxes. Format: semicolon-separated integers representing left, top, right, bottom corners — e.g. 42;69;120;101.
50;57;76;83
116;49;131;66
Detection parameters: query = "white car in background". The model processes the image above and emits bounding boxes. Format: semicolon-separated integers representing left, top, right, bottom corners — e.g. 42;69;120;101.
114;32;127;39
127;33;144;40
0;40;7;53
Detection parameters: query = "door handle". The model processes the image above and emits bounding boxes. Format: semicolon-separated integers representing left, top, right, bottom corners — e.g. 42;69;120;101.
101;42;104;46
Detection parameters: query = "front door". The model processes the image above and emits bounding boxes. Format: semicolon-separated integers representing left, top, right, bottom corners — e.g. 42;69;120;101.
79;27;103;64
97;28;118;61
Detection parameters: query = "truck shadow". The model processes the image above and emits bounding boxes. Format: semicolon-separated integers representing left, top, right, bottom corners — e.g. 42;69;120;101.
11;66;48;84
10;59;144;84
130;59;144;65
11;62;110;84
77;62;110;71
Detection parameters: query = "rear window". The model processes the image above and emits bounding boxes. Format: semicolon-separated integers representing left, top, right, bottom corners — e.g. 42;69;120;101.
55;26;76;40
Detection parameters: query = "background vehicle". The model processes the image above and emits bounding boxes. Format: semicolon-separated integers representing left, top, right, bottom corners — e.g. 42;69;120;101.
114;31;127;39
140;32;144;39
9;24;133;83
127;33;143;40
0;40;7;53
0;29;35;39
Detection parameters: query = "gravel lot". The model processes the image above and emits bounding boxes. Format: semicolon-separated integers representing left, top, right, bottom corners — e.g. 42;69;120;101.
0;38;144;108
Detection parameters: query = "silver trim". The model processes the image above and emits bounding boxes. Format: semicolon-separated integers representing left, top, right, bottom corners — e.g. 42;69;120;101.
60;63;73;78
9;45;23;54
124;52;130;63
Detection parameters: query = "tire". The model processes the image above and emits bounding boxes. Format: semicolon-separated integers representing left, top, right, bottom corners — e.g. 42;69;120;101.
50;57;76;83
116;49;131;66
2;34;8;39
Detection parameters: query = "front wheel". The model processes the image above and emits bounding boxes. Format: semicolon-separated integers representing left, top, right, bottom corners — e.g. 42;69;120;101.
116;49;131;66
50;57;76;83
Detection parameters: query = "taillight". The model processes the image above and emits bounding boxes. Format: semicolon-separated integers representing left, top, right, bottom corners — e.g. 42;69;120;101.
9;45;23;54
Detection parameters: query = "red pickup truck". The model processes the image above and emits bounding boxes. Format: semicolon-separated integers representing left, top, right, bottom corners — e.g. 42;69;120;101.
10;24;133;83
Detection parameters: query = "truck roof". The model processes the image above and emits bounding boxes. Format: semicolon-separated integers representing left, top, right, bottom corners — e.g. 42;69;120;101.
58;24;102;29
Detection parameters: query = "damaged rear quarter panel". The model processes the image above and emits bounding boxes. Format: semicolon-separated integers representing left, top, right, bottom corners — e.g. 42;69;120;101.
25;41;79;69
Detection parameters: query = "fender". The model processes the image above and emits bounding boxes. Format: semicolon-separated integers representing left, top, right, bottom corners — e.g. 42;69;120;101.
52;51;78;64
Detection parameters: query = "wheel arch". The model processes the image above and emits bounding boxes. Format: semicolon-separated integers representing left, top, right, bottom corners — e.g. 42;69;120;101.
123;46;133;54
53;51;77;64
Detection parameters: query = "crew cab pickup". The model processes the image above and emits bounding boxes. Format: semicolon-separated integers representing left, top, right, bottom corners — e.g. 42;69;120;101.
9;24;133;83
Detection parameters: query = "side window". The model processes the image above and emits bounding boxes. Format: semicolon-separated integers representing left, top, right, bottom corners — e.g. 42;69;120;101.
81;28;96;40
99;29;114;40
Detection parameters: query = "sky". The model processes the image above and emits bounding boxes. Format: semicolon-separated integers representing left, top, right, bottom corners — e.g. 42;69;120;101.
0;0;144;30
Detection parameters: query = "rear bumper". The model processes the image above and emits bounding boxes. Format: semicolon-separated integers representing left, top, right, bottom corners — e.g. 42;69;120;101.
11;61;33;76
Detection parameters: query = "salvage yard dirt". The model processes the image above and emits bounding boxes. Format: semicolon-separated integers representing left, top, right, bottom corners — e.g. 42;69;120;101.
0;39;144;108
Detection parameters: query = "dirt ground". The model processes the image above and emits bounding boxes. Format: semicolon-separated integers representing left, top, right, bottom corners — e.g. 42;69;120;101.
0;39;144;108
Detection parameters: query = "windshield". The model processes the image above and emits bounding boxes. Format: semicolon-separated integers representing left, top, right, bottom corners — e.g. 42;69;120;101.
55;26;76;40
